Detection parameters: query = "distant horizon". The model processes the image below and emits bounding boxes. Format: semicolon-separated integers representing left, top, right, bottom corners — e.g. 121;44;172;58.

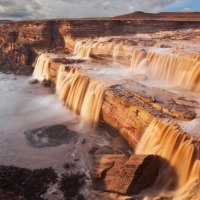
0;0;199;20
1;11;200;22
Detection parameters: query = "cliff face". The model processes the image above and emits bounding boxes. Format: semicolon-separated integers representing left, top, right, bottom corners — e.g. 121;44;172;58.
0;20;64;74
1;18;200;58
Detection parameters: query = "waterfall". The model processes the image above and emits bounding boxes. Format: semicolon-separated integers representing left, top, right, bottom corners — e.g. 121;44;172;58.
56;65;106;127
173;178;200;200
33;54;50;81
135;118;200;190
80;80;106;126
113;43;122;64
130;50;200;93
148;52;200;92
74;41;92;58
130;49;148;73
32;54;106;127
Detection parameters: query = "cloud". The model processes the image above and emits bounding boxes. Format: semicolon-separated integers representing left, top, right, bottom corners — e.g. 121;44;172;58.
56;0;176;17
58;0;175;11
0;0;188;20
0;0;51;20
183;7;193;12
130;0;176;12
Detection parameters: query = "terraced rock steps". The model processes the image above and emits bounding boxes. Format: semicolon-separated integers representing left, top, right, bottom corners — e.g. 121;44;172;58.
32;50;200;198
0;15;200;199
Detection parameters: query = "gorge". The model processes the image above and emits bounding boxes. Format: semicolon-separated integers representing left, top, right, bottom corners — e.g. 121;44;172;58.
0;12;200;200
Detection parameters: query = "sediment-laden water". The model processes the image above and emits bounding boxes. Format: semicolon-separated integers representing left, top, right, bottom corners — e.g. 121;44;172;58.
0;73;127;173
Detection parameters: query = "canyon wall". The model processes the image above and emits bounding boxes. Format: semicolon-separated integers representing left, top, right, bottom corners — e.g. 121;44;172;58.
1;18;200;63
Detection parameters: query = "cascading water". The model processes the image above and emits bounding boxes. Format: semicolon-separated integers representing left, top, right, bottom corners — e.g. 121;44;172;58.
130;49;200;93
33;53;106;127
113;43;122;64
56;65;107;127
33;54;50;81
80;80;106;126
130;49;148;74
74;41;92;58
173;178;200;200
135;118;200;195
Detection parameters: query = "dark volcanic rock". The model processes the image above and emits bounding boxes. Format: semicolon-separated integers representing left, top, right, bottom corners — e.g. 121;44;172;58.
0;63;33;76
0;190;25;200
53;57;85;64
41;79;51;87
93;154;159;195
60;171;85;200
24;124;79;148
28;78;38;84
0;166;57;200
88;146;126;155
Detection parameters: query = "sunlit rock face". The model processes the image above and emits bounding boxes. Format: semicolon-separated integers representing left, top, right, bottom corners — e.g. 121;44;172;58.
0;12;200;199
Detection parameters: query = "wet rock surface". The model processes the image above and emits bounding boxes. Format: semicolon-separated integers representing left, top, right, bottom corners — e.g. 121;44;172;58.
0;190;25;200
93;154;159;195
28;78;39;84
41;79;52;87
0;164;89;200
53;58;85;64
24;124;79;148
0;166;57;200
0;63;33;75
60;171;86;200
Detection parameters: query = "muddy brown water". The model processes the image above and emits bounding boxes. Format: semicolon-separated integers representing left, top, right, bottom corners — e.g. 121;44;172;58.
0;73;128;174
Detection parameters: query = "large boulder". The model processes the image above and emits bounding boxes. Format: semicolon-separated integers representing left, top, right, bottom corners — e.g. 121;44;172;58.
93;154;159;195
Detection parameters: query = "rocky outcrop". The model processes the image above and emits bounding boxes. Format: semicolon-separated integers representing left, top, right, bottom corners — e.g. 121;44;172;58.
0;21;64;74
34;54;198;149
0;164;88;200
101;83;197;148
0;166;57;200
93;154;159;195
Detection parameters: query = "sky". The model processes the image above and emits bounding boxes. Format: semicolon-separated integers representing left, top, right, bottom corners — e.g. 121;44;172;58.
0;0;199;20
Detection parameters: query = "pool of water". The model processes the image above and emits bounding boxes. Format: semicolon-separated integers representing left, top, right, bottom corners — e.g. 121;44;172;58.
0;73;128;173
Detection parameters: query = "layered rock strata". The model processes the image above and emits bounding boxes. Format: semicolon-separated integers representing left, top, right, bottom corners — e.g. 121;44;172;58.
93;154;159;195
32;52;198;149
1;17;200;70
